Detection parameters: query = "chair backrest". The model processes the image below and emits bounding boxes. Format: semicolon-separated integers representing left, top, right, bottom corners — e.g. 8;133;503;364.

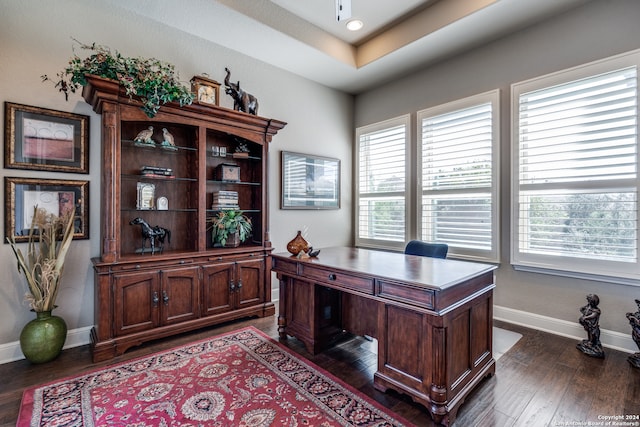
404;240;448;259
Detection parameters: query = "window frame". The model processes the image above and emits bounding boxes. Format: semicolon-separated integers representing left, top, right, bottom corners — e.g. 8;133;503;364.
417;90;501;263
355;115;410;251
510;49;640;285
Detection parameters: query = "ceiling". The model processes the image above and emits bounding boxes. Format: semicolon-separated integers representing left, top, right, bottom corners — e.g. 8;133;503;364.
107;0;592;94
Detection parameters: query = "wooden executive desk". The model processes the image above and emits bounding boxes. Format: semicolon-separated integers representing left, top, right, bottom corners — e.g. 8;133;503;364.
272;246;497;426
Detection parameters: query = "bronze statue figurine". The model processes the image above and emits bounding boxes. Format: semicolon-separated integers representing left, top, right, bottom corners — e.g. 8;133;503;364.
130;217;171;254
626;299;640;368
224;67;259;115
577;293;605;358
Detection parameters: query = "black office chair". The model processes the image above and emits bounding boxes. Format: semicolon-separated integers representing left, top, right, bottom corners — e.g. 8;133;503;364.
404;240;448;259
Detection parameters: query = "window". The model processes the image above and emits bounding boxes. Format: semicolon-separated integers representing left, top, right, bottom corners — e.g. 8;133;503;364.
355;115;409;249
512;51;639;283
418;90;500;262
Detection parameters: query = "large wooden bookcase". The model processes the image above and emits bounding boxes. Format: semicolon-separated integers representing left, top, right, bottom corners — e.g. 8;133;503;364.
83;75;286;362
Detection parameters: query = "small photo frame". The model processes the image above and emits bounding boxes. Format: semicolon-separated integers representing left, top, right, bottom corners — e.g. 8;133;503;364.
281;151;340;210
5;177;89;242
191;75;220;106
4;102;89;174
137;182;156;210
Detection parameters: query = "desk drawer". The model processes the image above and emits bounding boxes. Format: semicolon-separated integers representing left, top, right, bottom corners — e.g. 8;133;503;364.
272;257;298;275
378;280;435;310
300;264;374;294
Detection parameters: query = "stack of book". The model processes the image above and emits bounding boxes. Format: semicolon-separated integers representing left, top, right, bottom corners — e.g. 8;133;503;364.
141;166;174;178
212;191;239;210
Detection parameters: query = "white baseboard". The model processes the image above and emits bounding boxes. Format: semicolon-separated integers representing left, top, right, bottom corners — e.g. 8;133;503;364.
2;306;635;364
0;326;92;365
494;305;636;354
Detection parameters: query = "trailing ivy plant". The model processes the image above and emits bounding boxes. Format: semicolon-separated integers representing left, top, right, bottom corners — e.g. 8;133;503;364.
42;40;194;118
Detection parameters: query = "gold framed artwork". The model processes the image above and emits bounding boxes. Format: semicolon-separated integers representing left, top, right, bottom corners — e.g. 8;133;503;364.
190;75;220;106
4;102;89;174
4;177;89;242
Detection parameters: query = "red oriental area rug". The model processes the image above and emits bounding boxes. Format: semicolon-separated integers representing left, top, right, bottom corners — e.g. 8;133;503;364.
18;326;415;426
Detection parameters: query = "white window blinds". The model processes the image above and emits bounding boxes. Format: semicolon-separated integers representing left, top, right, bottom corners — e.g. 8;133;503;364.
418;91;499;261
512;53;639;282
356;117;408;247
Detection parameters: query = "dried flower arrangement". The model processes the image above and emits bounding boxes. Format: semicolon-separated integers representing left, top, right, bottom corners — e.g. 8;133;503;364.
6;207;75;312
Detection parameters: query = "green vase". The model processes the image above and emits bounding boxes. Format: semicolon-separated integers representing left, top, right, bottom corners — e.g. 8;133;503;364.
20;310;67;364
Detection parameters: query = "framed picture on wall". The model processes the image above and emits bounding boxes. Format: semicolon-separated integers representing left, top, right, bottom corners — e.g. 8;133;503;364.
281;151;340;209
4;102;89;173
4;177;89;242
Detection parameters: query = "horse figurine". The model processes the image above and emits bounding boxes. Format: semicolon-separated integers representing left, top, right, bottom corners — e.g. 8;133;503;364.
129;217;171;254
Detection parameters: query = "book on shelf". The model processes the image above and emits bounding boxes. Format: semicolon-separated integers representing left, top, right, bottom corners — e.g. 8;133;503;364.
141;173;176;179
141;166;173;176
213;197;238;203
211;204;240;210
213;190;238;197
212;199;238;205
212;191;238;203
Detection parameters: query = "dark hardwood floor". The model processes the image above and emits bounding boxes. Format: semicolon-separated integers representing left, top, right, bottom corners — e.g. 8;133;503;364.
1;314;638;426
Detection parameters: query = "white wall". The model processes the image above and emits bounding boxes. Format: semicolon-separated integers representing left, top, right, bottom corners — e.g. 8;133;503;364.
355;0;640;340
0;0;353;360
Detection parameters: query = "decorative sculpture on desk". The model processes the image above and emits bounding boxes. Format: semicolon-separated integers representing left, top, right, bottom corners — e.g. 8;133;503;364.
129;217;171;254
577;293;605;358
286;230;320;258
224;67;259;115
287;230;308;255
626;299;640;368
134;126;156;147
160;128;178;151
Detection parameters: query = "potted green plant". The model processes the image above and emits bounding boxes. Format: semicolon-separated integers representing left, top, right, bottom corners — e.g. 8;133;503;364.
209;210;252;247
7;207;75;363
42;40;194;118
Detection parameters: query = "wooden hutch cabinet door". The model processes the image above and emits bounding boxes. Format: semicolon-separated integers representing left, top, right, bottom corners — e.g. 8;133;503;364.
113;270;160;336
201;262;235;316
160;266;200;325
235;258;265;309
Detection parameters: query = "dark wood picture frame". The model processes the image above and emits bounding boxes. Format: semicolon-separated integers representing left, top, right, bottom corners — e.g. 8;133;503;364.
4;102;89;173
5;177;89;242
281;151;340;209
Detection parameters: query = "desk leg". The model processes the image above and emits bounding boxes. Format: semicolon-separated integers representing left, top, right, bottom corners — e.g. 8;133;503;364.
277;273;288;340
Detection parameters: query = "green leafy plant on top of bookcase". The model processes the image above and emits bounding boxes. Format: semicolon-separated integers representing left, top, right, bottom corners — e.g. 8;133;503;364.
42;39;194;118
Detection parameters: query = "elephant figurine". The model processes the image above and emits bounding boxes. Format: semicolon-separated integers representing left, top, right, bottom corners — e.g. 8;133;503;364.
224;67;259;115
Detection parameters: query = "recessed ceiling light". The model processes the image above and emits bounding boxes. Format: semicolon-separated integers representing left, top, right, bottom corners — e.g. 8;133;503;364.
346;19;363;31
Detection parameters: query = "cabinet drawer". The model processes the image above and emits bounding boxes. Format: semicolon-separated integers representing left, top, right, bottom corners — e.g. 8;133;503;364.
110;258;194;272
300;264;374;294
207;252;264;263
377;280;435;310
